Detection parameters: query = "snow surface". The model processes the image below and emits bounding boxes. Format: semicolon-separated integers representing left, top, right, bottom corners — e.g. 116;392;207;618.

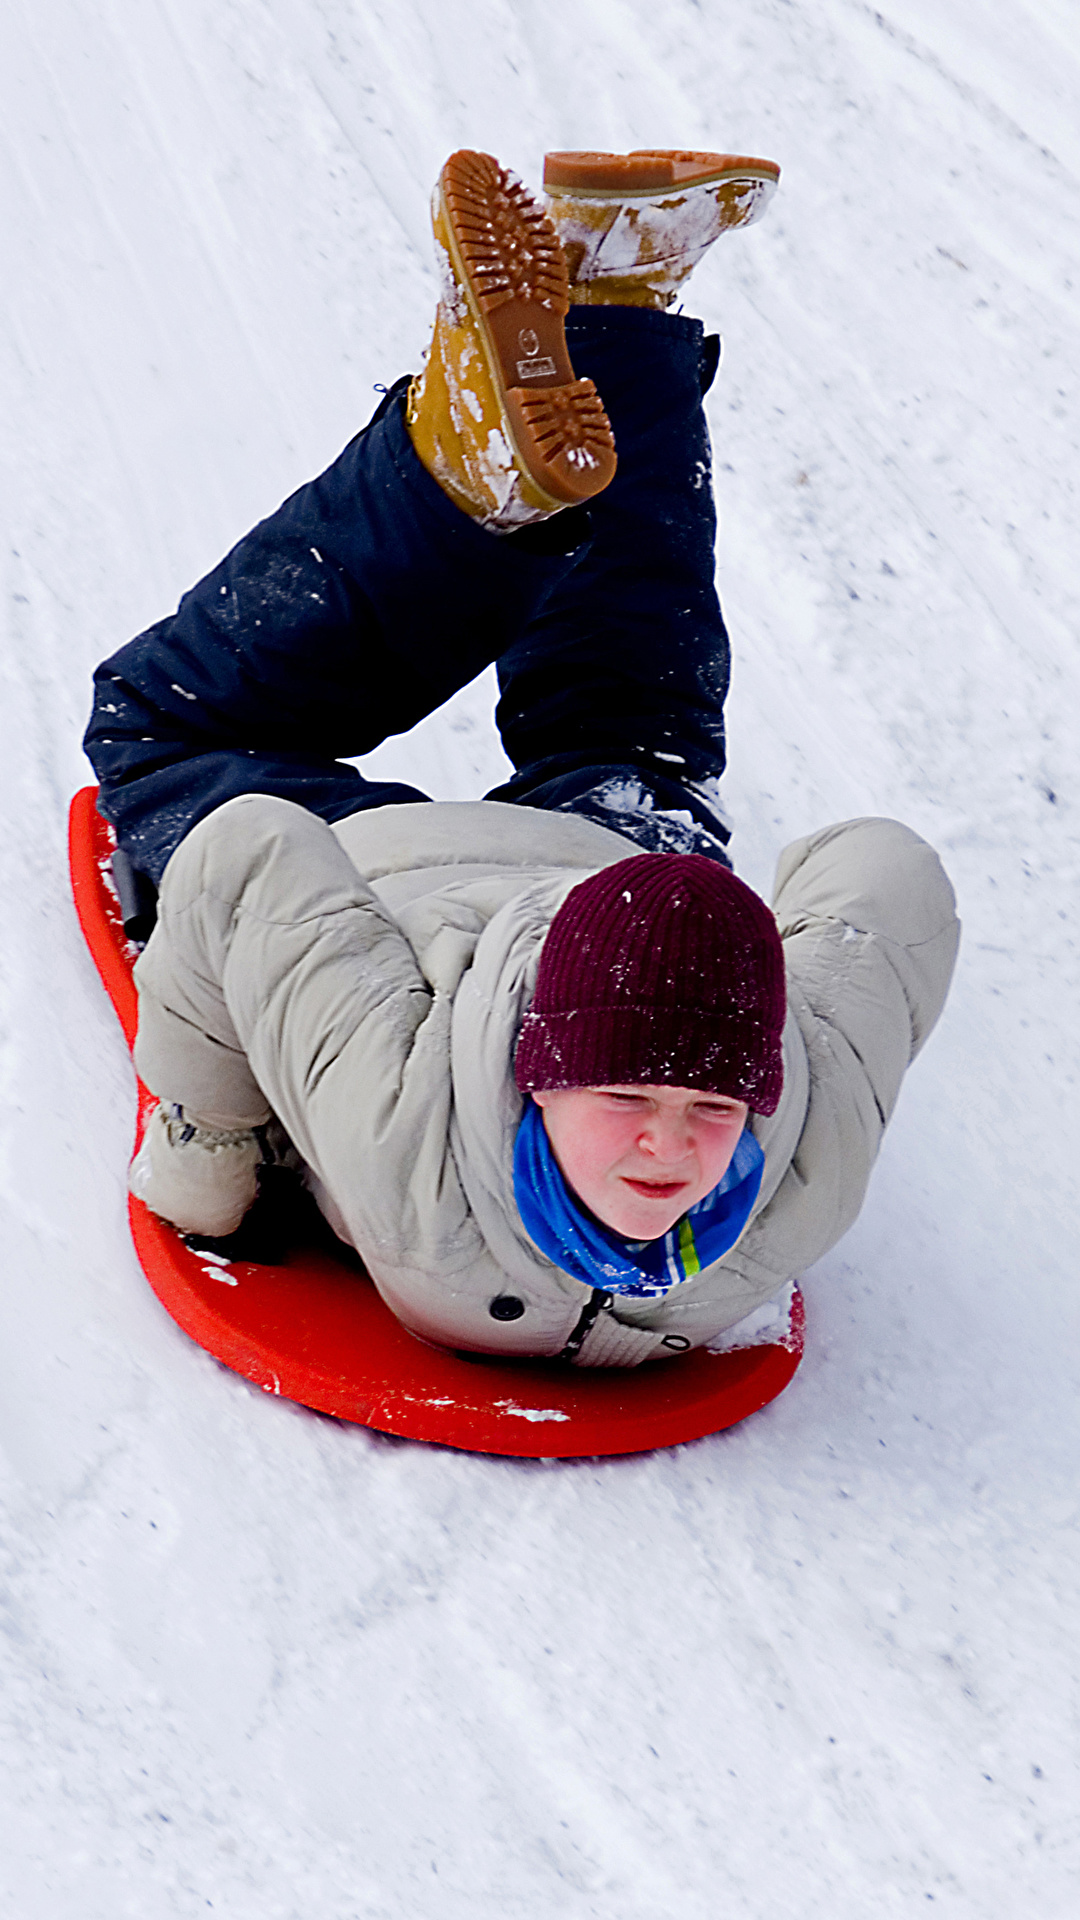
2;0;1079;1912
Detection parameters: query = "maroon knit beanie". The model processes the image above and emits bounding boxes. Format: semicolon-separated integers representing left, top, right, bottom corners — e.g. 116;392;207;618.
514;853;786;1114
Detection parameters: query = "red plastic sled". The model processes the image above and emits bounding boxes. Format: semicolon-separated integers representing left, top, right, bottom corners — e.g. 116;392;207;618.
69;786;803;1456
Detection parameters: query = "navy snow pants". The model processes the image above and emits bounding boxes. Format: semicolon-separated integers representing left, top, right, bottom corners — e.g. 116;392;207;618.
84;308;732;888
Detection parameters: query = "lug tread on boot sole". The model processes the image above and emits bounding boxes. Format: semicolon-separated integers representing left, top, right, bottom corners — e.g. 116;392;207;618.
439;150;616;509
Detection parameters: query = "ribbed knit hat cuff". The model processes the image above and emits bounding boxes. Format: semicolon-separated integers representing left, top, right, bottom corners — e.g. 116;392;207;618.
514;1003;784;1115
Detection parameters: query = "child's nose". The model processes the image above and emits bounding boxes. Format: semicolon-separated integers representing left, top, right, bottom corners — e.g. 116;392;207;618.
640;1114;690;1162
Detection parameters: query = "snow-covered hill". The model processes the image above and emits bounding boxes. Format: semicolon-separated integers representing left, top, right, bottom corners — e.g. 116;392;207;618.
2;1;1078;1913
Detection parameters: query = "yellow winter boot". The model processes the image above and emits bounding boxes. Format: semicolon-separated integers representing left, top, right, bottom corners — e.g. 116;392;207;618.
543;149;780;308
406;150;617;531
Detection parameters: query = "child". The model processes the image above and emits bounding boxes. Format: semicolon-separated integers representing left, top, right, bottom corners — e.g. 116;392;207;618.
85;150;959;1367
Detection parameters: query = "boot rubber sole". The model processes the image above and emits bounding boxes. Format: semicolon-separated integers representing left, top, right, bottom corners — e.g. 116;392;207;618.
436;150;617;509
544;148;780;200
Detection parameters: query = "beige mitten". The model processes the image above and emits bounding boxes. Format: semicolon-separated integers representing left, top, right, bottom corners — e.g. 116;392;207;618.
129;1103;271;1238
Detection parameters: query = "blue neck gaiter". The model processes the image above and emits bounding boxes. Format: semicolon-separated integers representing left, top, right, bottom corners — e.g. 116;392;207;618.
512;1099;764;1300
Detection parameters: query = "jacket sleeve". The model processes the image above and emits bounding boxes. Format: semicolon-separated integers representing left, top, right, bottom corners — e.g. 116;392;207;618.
132;794;476;1265
712;817;960;1299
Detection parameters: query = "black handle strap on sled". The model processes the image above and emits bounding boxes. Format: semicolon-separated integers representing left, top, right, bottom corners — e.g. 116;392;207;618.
111;847;159;946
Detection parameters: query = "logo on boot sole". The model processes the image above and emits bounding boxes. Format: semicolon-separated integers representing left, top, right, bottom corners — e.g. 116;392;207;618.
516;328;556;379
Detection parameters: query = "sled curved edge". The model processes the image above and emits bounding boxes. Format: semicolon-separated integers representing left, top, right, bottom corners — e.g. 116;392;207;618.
69;784;139;1047
130;1189;803;1457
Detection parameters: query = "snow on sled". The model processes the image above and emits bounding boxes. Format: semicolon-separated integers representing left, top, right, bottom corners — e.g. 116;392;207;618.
69;785;803;1457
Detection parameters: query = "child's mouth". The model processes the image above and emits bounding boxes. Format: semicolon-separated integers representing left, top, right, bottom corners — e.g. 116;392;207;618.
621;1178;687;1200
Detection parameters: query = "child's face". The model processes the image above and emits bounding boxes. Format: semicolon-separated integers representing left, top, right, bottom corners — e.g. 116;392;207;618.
531;1083;749;1240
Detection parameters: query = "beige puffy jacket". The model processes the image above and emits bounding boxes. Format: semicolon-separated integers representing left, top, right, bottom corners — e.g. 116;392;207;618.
131;793;959;1367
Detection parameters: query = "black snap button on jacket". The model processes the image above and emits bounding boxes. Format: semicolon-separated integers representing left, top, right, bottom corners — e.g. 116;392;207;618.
489;1295;526;1321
